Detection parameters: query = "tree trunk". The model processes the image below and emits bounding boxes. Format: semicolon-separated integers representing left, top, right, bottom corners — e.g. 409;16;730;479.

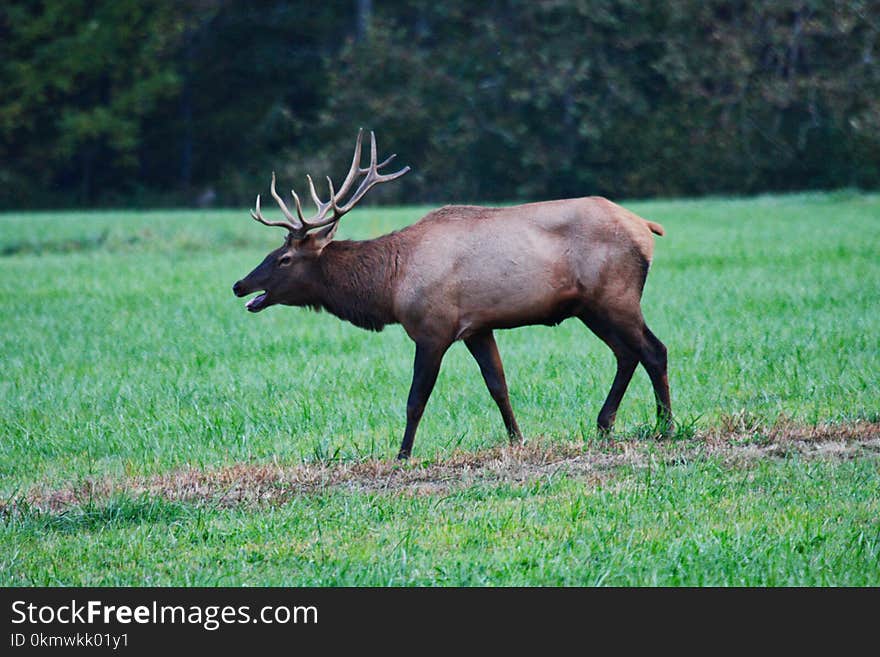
356;0;372;42
179;36;194;200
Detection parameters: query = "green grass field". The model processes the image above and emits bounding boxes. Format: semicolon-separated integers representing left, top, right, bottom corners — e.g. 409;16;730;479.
1;191;879;585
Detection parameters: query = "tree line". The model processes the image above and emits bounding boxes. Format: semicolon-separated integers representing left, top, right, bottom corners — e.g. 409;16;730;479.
1;0;878;209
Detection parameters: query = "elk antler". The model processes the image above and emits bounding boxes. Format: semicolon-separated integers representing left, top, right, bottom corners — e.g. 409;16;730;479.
250;129;410;238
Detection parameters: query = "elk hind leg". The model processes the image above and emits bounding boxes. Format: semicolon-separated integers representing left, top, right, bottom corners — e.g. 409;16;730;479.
638;325;673;434
579;313;640;433
581;304;672;435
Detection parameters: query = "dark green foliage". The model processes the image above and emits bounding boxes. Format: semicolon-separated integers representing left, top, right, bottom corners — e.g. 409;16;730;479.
0;1;182;206
1;1;879;207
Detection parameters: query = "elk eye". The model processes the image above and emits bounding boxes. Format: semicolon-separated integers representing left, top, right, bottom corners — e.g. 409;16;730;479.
278;254;292;266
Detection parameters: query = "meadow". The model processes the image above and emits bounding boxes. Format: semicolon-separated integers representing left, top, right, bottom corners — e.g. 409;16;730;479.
1;191;878;585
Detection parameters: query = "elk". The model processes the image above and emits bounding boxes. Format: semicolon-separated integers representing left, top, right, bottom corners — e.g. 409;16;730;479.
233;130;671;459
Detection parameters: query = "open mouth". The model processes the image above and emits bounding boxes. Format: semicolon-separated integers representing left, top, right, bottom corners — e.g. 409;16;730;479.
245;292;269;312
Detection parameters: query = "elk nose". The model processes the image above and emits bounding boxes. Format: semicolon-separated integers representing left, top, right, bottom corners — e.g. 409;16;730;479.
232;280;245;297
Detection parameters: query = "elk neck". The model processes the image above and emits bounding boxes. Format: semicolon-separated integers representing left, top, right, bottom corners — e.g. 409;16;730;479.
315;234;402;332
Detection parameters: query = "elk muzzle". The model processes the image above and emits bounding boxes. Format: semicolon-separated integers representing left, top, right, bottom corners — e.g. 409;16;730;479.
232;277;270;312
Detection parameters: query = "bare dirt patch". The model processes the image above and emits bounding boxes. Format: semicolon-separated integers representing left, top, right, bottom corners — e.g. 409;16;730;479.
8;421;880;513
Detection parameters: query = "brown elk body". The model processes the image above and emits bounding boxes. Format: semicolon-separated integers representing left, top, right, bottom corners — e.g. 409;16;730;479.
233;131;671;458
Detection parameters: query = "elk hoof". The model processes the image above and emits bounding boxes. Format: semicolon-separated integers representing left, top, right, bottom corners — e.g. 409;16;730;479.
597;418;614;435
396;450;411;461
657;419;675;439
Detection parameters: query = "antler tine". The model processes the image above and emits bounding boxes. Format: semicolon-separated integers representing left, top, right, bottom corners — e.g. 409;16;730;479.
370;130;379;168
269;172;302;230
333;128;365;201
327;176;339;214
336;131;411;215
305;174;326;213
290;187;305;222
296;175;341;232
375;153;397;170
337;164;411;215
251;193;299;230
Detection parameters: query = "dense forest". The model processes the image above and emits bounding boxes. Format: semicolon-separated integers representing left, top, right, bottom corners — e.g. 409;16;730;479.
1;1;879;208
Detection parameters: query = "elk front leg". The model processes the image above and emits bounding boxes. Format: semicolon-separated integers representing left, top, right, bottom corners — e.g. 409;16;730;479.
465;331;523;444
397;341;449;459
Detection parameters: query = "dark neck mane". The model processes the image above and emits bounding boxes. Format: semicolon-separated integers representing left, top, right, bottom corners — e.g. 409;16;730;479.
316;236;400;331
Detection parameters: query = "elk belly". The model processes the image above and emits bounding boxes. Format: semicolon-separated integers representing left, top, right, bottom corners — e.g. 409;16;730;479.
454;283;581;339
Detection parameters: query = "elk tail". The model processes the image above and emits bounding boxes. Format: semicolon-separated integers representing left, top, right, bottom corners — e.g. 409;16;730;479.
646;220;665;237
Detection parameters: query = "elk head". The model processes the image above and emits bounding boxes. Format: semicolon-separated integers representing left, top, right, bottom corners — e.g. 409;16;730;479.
232;130;410;312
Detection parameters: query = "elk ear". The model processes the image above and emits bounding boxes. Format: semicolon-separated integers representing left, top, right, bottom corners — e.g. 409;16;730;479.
311;221;339;251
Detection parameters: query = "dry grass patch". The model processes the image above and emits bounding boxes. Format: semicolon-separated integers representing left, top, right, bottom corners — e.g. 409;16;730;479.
8;420;880;513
